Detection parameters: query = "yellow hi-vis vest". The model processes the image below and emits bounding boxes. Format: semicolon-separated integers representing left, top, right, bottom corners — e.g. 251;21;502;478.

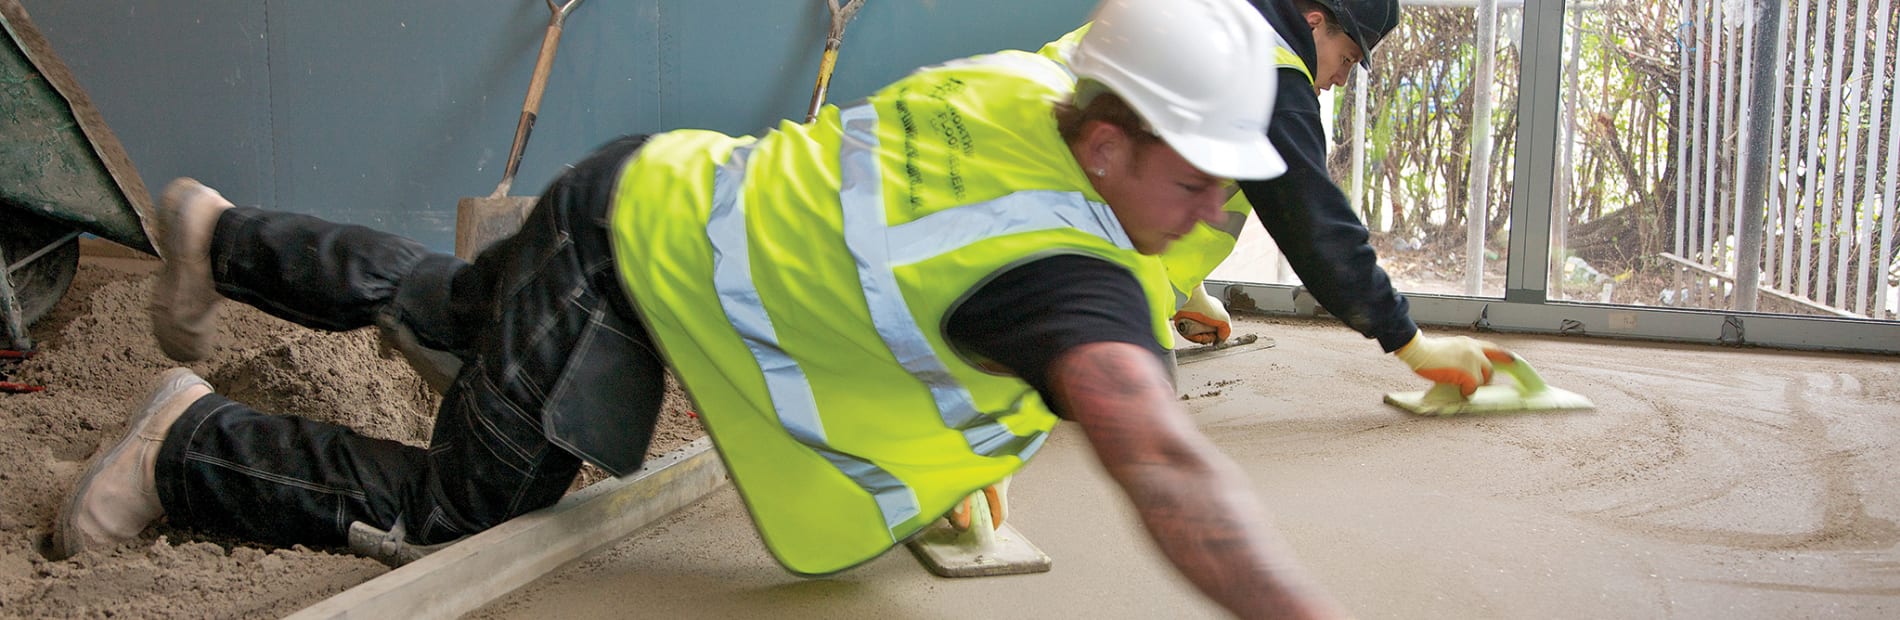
608;51;1174;576
1042;23;1314;308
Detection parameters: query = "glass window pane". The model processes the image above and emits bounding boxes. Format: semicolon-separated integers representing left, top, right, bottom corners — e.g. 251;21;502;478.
1217;2;1525;300
1551;0;1899;321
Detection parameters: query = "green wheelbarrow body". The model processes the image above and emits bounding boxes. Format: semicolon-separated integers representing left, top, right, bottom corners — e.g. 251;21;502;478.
2;0;154;347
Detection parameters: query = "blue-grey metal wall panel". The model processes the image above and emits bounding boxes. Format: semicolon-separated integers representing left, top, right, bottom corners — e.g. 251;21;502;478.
31;0;1099;252
650;0;1096;135
265;1;666;249
822;0;1097;108
268;2;550;248
27;1;272;215
536;1;662;160
652;0;814;133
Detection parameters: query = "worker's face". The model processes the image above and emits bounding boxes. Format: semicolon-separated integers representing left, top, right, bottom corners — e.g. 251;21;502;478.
1306;11;1364;93
1080;123;1233;255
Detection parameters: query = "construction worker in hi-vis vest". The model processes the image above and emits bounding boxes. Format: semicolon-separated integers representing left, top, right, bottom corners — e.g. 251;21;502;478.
1047;0;1510;395
609;0;1288;576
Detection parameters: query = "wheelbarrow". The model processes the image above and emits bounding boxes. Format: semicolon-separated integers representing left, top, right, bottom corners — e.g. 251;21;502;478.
1;0;156;351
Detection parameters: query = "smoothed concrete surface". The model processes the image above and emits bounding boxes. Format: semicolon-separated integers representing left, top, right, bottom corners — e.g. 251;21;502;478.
474;316;1900;619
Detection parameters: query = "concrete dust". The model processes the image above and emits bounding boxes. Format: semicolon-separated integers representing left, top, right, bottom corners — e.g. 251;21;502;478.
479;316;1900;619
0;255;703;617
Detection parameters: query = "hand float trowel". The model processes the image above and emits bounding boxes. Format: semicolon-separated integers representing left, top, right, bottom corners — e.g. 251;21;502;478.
1384;355;1594;416
907;478;1052;577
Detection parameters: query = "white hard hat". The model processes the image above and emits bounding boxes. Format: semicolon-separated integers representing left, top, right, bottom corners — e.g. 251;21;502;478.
1069;0;1285;180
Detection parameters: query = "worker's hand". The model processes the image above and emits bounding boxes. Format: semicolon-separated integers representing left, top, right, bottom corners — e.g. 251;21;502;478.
1394;332;1514;397
1172;285;1231;345
947;478;1009;532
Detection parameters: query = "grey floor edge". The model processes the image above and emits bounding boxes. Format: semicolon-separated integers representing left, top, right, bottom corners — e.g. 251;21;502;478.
286;437;727;620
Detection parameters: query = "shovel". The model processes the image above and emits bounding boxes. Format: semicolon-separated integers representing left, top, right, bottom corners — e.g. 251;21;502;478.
455;0;586;259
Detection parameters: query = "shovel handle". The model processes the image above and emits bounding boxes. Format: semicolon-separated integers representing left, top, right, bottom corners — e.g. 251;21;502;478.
495;0;586;197
804;0;866;123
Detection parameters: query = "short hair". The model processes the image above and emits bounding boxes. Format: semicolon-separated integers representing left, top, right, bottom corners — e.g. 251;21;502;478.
1053;84;1161;149
1292;0;1347;35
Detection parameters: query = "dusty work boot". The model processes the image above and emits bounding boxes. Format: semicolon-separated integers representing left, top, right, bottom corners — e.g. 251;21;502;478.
50;368;211;560
149;178;234;362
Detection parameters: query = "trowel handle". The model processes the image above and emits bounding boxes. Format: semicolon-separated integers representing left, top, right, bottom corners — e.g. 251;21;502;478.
1493;354;1551;395
1420;353;1549;403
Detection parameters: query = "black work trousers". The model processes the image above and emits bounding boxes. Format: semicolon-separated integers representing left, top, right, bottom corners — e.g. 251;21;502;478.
154;135;669;547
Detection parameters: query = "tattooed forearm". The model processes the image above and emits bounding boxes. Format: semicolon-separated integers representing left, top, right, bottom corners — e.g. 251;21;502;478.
1055;342;1169;409
1050;342;1347;620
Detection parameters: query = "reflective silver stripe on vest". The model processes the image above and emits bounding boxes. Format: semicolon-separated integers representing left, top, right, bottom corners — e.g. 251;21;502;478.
883;190;1132;266
707;144;921;535
840;102;1114;459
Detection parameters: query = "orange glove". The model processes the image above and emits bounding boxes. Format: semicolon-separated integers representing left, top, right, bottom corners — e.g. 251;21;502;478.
1172;285;1232;345
1394;332;1514;396
947;478;1009;532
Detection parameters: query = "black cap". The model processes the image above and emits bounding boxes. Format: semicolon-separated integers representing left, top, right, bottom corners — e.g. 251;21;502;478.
1313;0;1401;68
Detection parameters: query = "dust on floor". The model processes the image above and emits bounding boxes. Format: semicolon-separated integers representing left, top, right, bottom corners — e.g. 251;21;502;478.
476;316;1900;619
0;255;702;618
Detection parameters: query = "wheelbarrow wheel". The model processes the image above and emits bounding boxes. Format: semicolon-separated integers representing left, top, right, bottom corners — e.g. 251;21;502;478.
3;209;81;328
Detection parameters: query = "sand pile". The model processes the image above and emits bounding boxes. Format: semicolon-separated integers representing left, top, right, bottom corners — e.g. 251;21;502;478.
0;256;701;617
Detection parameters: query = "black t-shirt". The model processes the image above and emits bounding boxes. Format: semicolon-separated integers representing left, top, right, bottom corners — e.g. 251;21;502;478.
944;254;1162;418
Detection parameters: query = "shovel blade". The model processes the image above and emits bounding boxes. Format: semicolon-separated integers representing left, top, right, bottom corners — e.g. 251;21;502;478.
455;195;537;259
